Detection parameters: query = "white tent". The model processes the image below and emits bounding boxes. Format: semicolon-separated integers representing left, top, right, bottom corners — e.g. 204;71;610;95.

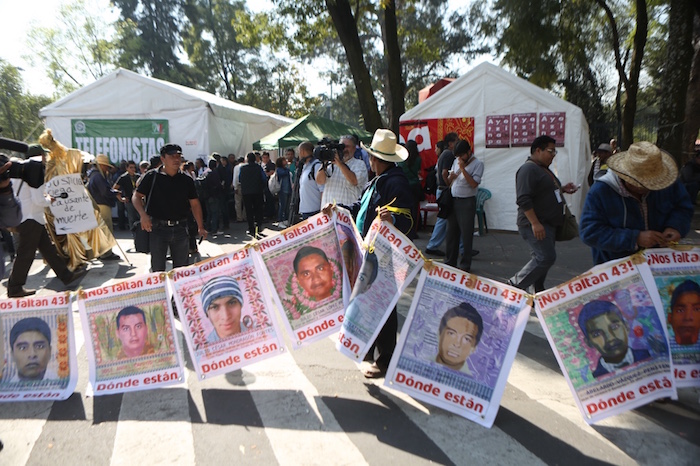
40;68;293;163
401;62;591;232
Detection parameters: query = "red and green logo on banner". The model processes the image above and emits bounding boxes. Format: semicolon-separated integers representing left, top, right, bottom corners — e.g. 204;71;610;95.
71;119;169;164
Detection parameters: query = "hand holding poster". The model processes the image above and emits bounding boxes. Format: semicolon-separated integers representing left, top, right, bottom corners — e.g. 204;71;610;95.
337;217;423;361
258;213;348;347
0;294;77;401
534;256;676;424
385;263;530;428
645;247;700;387
78;274;184;395
170;248;285;379
45;173;99;234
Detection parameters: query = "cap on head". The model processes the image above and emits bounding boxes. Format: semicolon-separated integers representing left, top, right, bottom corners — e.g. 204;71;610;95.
26;144;49;157
201;277;244;316
160;143;183;157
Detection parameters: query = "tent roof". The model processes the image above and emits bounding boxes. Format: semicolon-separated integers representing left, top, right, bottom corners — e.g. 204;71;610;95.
418;78;455;103
402;62;583;121
253;114;372;150
40;68;292;126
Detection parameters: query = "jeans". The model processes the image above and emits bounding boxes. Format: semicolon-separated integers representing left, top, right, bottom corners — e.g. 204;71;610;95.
426;187;448;250
125;202;139;231
278;191;290;222
446;196;476;271
149;224;189;272
509;223;557;293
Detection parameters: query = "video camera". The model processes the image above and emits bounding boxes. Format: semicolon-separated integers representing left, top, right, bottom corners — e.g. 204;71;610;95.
313;137;345;164
0;131;47;189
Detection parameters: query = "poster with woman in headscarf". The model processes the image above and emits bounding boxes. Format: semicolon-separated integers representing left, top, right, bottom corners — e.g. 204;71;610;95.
257;212;348;348
170;247;285;379
78;273;184;395
0;293;77;401
645;247;700;388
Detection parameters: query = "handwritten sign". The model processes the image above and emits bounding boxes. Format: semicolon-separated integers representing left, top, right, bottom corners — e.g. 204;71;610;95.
45;174;98;234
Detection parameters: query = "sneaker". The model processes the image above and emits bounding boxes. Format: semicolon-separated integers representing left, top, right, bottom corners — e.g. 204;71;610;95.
8;287;37;298
425;248;446;256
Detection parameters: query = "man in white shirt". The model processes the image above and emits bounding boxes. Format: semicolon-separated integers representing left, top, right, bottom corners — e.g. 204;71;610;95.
297;142;323;220
232;156;246;222
317;136;368;206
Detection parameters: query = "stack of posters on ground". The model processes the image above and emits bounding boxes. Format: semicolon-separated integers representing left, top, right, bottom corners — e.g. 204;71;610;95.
0;294;77;401
534;256;677;424
78;274;184;395
170;248;285;379
337;218;423;361
386;263;530;428
258;212;348;347
645;247;700;387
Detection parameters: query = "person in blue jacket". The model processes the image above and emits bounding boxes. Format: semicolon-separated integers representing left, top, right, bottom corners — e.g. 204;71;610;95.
325;129;413;378
580;141;693;265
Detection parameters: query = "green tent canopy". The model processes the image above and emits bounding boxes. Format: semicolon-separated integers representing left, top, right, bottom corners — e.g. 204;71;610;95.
252;114;372;150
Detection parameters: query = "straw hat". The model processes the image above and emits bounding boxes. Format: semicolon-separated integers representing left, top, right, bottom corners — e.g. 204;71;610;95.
95;154;114;167
361;129;408;163
606;141;677;190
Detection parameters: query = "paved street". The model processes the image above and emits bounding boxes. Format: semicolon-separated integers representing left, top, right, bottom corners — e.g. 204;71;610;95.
1;219;699;465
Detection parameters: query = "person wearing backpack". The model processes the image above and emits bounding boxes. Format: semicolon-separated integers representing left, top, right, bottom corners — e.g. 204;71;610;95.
275;157;292;222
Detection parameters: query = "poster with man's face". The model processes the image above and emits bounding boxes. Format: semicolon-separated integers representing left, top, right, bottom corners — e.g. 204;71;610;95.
78;273;184;396
645;248;700;388
257;213;347;348
0;294;77;401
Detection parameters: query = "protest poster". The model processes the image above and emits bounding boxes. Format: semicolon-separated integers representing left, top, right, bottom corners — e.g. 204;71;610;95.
334;206;365;290
534;256;676;424
645;247;700;388
386;263;530;428
170;248;285;379
0;294;77;401
257;212;348;348
337;218;423;361
78;274;184;396
45;173;99;234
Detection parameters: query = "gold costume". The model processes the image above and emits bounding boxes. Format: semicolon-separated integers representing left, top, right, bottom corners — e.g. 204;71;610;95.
39;129;115;270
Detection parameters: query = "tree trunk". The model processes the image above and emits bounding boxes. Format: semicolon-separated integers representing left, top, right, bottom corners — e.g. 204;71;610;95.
682;9;700;164
382;0;405;135
620;0;648;150
656;0;695;165
325;0;383;132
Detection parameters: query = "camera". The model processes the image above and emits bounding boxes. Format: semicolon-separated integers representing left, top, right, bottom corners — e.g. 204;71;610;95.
313;137;345;164
0;153;45;188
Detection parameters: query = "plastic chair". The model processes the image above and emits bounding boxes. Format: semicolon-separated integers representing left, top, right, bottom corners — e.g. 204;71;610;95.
475;188;491;236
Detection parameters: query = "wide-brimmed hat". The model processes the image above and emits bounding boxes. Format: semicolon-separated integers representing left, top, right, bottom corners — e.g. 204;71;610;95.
607;141;677;190
361;129;408;163
95;154;114;167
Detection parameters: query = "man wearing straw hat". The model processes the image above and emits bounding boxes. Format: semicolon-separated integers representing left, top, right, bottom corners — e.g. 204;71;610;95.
87;154;121;261
325;128;413;378
580;141;693;265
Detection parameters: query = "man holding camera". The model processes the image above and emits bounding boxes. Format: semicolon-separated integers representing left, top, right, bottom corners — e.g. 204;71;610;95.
297;142;324;220
317;136;368;206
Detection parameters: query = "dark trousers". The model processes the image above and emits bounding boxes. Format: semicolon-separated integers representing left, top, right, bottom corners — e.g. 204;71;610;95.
9;219;71;289
364;308;398;370
510;223;557;293
243;193;264;234
149;224;189;272
219;191;230;228
446;196;476;272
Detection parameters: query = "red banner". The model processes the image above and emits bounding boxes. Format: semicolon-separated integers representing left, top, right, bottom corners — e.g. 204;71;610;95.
511;113;537;147
399;118;475;183
485;115;511;148
539;112;566;147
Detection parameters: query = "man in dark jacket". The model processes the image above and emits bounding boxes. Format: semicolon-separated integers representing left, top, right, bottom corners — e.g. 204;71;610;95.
239;152;266;238
342;129;413;378
580;141;693;265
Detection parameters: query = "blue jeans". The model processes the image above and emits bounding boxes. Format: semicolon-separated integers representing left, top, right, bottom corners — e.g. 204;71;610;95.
510;223;556;293
426;187;447;249
278;191;290;222
150;224;189;272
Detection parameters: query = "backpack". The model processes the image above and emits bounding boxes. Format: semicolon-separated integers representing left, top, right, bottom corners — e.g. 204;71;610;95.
268;171;281;196
195;177;209;201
